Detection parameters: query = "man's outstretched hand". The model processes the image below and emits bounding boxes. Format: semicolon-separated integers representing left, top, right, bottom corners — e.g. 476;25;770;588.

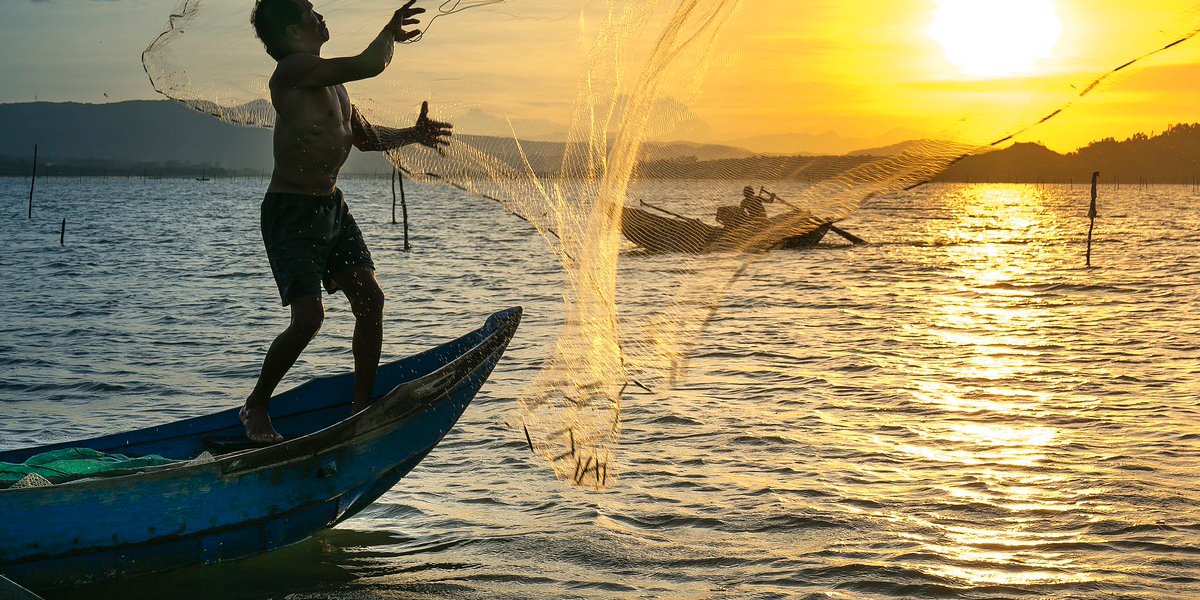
413;101;452;155
387;0;425;43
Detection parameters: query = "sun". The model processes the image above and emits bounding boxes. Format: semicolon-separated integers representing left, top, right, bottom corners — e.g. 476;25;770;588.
927;0;1063;77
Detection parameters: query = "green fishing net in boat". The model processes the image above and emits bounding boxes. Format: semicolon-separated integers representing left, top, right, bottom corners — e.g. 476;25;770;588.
0;448;177;482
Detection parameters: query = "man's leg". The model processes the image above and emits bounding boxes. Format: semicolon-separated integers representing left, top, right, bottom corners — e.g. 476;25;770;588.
334;266;385;414
241;294;324;443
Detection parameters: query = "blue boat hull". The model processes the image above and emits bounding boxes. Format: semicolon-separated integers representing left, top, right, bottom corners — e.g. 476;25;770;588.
0;307;522;590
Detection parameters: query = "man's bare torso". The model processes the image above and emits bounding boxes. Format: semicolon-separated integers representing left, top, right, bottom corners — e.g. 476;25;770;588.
267;81;353;196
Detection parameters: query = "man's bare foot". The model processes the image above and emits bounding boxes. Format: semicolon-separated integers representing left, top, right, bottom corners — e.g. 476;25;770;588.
240;403;284;444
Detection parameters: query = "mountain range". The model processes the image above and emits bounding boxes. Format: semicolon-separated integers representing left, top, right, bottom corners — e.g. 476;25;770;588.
934;126;1200;184
3;101;1199;183
0;101;759;177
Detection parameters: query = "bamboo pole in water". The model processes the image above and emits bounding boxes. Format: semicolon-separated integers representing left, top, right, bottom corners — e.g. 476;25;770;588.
27;144;38;220
399;168;411;251
1087;171;1099;267
60;218;66;246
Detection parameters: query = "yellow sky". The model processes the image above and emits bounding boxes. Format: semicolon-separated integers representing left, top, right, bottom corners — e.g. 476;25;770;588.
696;0;1200;152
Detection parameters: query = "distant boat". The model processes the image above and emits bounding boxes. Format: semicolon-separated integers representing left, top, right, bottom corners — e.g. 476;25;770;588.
621;205;831;253
194;177;211;182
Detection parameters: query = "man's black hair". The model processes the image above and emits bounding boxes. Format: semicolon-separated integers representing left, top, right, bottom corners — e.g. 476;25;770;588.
252;0;305;60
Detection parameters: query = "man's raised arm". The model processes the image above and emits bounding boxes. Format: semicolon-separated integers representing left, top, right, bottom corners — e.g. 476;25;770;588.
352;101;452;155
273;1;424;89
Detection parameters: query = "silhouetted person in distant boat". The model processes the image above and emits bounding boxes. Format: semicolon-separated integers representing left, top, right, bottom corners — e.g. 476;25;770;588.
740;185;768;222
242;0;451;443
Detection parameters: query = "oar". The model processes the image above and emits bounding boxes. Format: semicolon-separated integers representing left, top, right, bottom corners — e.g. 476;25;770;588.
758;189;869;245
827;223;868;246
0;575;45;600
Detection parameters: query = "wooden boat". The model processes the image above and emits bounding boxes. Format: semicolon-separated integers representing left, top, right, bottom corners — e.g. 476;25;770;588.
0;307;522;591
1;574;41;600
621;206;831;253
620;206;716;253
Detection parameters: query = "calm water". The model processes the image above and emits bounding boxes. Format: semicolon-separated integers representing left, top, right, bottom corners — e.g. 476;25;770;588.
1;177;1199;599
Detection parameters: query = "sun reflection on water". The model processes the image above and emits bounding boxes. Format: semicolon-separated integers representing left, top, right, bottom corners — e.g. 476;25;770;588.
889;185;1114;588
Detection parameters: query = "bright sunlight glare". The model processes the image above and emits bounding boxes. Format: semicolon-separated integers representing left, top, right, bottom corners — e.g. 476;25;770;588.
927;0;1063;77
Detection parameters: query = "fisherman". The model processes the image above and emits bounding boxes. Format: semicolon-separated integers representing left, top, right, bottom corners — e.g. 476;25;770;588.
740;185;768;222
242;0;452;443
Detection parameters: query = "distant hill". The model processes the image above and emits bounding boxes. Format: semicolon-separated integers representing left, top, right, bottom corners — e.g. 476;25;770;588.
0;101;276;173
936;124;1200;183
724;127;927;156
639;141;757;162
0;101;759;177
635;154;875;181
8;101;1199;183
848;139;949;157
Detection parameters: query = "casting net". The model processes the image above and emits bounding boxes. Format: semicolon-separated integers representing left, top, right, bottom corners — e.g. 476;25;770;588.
143;0;1200;487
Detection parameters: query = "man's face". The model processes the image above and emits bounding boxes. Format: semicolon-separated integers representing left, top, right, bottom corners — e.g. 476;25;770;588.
294;0;330;43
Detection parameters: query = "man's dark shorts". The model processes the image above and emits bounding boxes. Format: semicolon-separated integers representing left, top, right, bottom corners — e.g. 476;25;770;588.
261;189;374;306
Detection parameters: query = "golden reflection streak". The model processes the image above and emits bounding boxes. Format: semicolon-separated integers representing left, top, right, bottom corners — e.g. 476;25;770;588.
909;380;1029;414
923;563;1094;586
890;185;1110;587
